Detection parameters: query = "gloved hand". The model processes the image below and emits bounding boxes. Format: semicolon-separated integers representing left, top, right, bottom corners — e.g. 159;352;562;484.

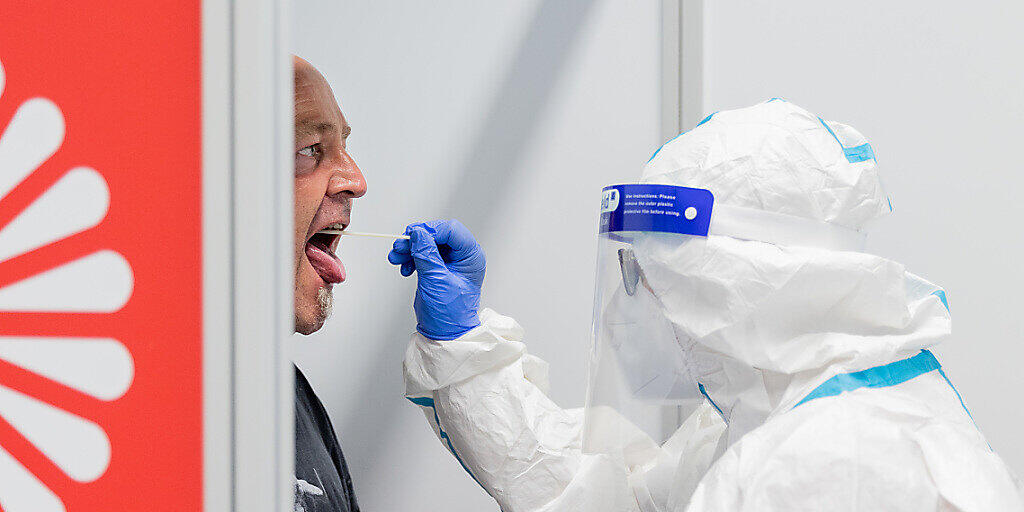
388;219;486;340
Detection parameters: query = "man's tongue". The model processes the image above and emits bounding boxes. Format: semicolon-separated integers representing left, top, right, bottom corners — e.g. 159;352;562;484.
305;241;346;284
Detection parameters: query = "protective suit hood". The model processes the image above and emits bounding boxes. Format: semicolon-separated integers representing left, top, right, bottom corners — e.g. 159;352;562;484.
632;100;951;431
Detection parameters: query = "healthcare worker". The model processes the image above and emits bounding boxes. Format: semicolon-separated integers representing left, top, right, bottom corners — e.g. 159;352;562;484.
389;100;1024;511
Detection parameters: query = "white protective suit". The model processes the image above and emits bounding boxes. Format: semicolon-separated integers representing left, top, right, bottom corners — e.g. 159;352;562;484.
403;100;1024;511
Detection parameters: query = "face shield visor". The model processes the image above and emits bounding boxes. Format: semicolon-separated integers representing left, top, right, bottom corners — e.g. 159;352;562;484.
584;184;717;457
583;183;869;457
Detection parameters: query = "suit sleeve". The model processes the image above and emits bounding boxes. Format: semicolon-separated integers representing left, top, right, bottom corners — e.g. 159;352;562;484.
404;308;641;512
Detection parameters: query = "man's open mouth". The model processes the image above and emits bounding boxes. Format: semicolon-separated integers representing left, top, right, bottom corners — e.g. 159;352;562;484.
305;222;345;284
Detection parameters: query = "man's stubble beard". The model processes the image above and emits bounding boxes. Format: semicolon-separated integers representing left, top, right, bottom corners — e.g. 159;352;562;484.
317;285;334;323
293;249;334;333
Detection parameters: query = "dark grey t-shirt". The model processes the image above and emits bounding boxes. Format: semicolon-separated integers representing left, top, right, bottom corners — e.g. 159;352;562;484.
294;366;360;512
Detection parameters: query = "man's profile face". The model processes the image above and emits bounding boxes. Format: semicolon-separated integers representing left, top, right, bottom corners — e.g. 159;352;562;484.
293;57;367;335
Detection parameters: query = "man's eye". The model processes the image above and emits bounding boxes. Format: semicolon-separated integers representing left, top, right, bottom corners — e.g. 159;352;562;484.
298;144;321;158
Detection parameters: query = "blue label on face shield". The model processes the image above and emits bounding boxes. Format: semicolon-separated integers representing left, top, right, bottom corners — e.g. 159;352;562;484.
599;184;714;236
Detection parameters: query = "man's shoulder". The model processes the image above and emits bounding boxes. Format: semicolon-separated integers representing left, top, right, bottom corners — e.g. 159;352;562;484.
294;365;337;437
292;365;360;511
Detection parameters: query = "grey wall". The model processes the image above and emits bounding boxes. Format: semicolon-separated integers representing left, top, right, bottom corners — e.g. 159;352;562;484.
290;2;662;510
704;0;1024;472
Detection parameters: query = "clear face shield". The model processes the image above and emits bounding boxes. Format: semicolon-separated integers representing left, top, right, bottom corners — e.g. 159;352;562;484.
583;184;718;456
582;183;870;462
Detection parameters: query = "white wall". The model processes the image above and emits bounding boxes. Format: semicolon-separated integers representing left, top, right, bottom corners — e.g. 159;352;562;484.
704;1;1024;472
290;2;662;510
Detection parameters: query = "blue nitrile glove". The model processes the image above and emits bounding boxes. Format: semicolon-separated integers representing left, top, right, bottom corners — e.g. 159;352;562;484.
387;219;486;340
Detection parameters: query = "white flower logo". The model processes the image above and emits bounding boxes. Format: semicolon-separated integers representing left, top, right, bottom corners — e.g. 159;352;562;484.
0;58;135;512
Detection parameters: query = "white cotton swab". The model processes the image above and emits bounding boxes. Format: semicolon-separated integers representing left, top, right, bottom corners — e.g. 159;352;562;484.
318;229;410;240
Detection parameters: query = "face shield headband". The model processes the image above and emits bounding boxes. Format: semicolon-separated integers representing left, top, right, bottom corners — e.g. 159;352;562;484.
600;183;867;252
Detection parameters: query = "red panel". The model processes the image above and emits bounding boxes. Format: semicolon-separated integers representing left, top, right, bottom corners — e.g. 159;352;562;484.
0;2;203;511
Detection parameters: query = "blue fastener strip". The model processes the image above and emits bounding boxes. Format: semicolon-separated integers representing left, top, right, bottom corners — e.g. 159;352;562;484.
791;349;986;448
793;350;941;409
817;117;876;164
937;367;975;423
695;111;717;127
698;382;727;423
406;396;486;489
843;143;876;163
935;366;987;450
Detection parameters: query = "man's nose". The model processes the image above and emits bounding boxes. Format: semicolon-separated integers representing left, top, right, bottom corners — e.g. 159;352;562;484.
326;149;367;198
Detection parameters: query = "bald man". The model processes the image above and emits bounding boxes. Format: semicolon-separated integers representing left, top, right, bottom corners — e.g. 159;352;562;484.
291;56;366;512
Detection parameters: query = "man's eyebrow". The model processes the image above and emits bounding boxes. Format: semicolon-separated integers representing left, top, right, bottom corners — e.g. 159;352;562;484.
295;119;337;139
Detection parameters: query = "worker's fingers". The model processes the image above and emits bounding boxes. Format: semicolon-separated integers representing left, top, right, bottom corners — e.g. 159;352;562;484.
392;236;412;254
426;220;471;259
407;226;448;274
411;219;482;272
388;248;412;265
388;231;414;271
397;220;482;275
400;261;415;277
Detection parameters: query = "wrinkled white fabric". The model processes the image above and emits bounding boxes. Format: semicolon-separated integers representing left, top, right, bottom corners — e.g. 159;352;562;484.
404;309;724;512
403;100;1024;511
689;371;1024;511
645;100;889;231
